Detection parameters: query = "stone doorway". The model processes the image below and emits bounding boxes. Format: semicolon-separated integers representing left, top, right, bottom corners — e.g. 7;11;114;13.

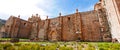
50;31;57;41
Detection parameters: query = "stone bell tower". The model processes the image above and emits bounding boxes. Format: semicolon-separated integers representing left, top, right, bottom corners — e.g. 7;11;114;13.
100;0;120;42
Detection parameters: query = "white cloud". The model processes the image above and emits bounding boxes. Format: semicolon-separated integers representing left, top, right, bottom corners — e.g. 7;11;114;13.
79;4;94;12
0;0;55;20
85;5;94;11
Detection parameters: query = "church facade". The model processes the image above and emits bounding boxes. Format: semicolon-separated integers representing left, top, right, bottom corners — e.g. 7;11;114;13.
2;0;120;42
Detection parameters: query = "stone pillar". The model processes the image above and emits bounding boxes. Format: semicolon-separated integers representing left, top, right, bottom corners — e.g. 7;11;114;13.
45;16;50;40
74;9;83;41
59;12;63;41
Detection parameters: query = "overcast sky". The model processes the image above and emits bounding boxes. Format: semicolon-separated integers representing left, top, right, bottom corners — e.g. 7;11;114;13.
0;0;98;20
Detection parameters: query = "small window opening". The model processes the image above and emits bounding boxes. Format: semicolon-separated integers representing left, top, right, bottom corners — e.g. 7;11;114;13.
68;17;70;20
7;25;9;28
24;23;26;25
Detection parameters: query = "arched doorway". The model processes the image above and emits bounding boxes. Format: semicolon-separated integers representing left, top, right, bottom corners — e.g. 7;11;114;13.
50;31;57;41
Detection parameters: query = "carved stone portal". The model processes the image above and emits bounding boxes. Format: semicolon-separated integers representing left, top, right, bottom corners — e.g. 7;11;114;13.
49;30;58;41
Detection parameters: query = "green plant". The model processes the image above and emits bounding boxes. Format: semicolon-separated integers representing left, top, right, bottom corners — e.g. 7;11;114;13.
6;46;16;50
2;43;12;50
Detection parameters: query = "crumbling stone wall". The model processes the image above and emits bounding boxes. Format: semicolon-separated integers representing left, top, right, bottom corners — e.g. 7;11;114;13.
98;0;120;42
3;16;32;38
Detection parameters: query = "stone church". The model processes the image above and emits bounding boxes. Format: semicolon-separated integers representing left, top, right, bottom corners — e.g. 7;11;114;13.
0;0;120;42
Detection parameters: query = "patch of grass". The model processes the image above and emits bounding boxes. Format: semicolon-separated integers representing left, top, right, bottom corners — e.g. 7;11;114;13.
0;42;120;50
0;38;11;40
0;38;29;41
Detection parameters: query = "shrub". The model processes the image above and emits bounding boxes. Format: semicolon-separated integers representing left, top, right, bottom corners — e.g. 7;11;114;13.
0;43;3;50
59;46;73;50
78;45;82;50
6;46;16;50
110;43;120;50
85;44;96;50
18;44;32;50
2;43;12;50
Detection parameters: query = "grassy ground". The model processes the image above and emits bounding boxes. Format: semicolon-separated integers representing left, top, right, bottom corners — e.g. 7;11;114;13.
0;38;29;41
0;42;120;50
0;38;11;40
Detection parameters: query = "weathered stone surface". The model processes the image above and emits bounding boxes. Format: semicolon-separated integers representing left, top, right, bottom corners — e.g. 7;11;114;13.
2;16;32;38
100;0;120;42
0;0;113;42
